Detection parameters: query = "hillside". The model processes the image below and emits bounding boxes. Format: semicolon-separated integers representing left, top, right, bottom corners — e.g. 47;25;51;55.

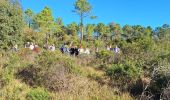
0;0;170;100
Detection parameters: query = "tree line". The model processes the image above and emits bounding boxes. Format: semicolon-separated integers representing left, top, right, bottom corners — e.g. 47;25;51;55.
1;0;170;99
1;0;170;50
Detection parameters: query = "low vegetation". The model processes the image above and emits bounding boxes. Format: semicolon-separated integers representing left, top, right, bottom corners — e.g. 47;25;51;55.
0;0;170;100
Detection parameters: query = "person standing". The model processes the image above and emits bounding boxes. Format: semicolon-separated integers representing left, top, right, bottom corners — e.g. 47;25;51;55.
84;46;90;55
74;46;79;56
25;42;30;48
50;44;55;51
114;45;120;53
113;45;121;63
12;44;18;52
106;45;110;51
65;45;70;54
78;45;84;54
69;46;75;56
29;42;34;50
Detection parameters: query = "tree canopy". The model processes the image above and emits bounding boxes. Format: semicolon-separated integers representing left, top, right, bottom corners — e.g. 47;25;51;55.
73;0;93;40
0;0;23;50
1;1;170;100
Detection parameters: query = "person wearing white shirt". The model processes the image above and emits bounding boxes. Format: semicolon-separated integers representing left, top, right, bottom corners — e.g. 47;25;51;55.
106;46;110;51
78;46;84;54
114;45;120;53
84;48;90;55
29;43;34;50
50;44;55;51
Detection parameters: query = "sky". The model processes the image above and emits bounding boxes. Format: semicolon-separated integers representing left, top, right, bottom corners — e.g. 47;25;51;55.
21;0;170;28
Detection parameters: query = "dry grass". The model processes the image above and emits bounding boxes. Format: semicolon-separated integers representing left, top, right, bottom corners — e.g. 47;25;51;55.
0;51;133;100
51;75;132;100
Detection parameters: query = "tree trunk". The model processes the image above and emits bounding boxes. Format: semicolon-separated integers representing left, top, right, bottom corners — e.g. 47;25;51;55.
80;13;84;41
46;33;48;45
29;21;31;28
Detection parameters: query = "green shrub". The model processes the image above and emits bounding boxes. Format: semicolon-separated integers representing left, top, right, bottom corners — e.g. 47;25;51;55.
94;40;104;48
138;37;154;51
96;50;114;65
35;51;84;91
0;80;29;100
26;88;50;100
107;63;139;80
17;51;84;92
36;51;83;75
106;61;141;90
1;52;20;84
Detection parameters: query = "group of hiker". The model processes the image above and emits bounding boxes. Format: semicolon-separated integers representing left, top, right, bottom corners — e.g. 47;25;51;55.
59;44;121;56
60;44;91;56
25;42;38;50
12;42;40;52
12;42;121;56
15;42;55;52
106;45;121;53
44;44;56;51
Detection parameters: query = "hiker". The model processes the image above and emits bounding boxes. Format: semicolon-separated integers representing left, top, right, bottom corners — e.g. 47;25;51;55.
50;44;55;51
65;45;70;54
25;42;30;48
74;46;79;56
106;45;110;51
29;42;34;50
114;45;120;53
113;45;121;63
107;45;112;51
78;45;84;54
109;45;112;51
60;44;64;53
69;46;75;56
60;44;66;53
84;47;90;55
32;44;40;53
12;44;18;52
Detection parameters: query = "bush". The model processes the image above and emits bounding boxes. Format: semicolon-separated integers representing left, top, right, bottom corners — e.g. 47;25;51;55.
36;51;83;74
106;61;141;90
26;88;50;100
0;52;21;85
146;59;170;99
0;79;29;100
36;51;84;91
17;51;84;92
161;82;170;100
94;50;115;69
17;64;41;87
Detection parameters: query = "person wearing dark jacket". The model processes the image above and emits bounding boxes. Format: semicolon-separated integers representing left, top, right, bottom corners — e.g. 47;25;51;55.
69;46;75;55
74;46;79;56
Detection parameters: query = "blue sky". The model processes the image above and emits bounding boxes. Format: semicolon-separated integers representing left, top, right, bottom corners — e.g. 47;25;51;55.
21;0;170;28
